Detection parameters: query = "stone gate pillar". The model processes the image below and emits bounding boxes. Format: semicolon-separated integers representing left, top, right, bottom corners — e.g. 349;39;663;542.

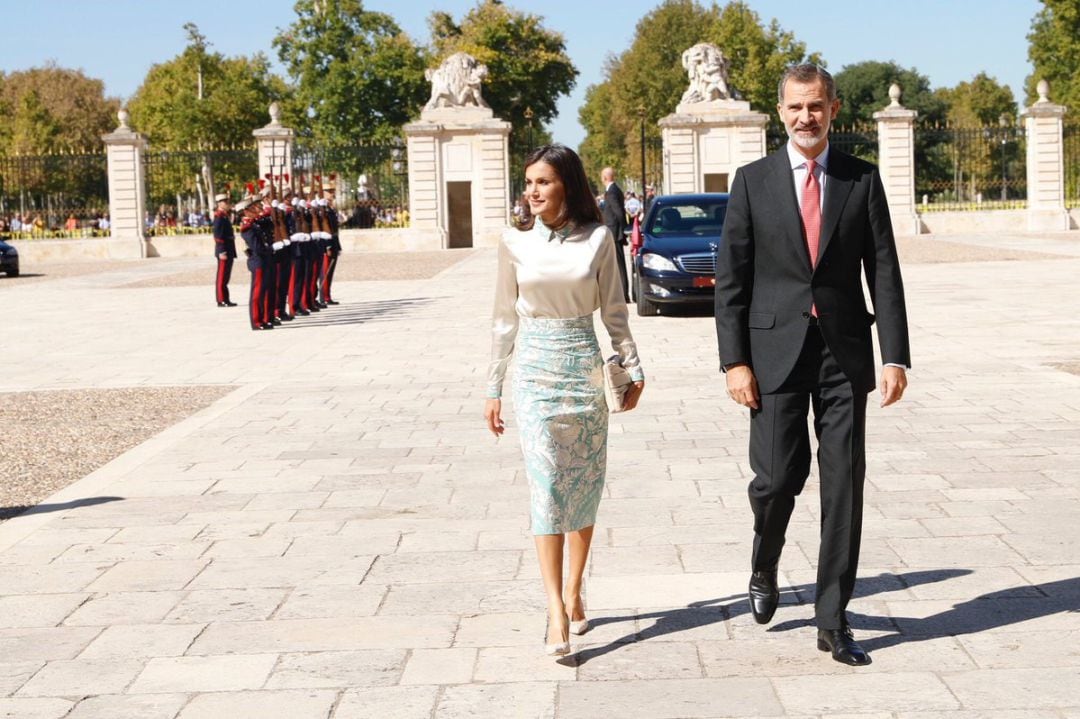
253;102;294;182
873;84;921;237
659;43;770;195
102;109;150;258
404;53;511;248
1022;80;1069;232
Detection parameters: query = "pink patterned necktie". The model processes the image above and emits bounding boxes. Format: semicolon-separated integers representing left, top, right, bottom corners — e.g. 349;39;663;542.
801;159;821;316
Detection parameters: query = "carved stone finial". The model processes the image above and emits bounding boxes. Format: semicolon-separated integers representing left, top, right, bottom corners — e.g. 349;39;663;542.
679;43;733;104
1037;79;1050;103
268;102;282;126
117;108;130;130
888;83;902;108
424;52;490;111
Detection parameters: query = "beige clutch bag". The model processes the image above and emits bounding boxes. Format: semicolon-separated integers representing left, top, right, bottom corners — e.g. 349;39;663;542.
603;355;633;413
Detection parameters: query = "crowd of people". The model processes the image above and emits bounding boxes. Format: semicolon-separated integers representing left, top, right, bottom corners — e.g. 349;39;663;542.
0;212;110;238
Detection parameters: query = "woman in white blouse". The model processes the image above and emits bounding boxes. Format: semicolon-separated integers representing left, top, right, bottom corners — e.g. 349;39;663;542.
484;145;645;656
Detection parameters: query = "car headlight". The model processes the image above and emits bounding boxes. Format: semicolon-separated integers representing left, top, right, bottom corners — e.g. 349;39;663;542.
641;253;678;272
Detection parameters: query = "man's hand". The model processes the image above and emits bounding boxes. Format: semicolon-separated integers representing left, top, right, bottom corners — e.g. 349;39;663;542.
725;364;759;410
879;366;907;407
484;398;505;437
218;252;228;260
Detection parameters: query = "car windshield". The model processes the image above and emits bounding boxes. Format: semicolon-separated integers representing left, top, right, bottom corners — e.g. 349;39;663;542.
647;202;727;237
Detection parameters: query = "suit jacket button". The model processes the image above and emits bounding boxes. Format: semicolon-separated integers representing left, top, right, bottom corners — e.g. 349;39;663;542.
801;311;810;319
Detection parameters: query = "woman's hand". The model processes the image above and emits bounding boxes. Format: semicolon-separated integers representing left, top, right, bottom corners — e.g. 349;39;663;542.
622;380;645;411
484;398;505;436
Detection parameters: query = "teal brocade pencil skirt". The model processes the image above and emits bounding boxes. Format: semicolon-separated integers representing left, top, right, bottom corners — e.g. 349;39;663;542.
513;315;608;535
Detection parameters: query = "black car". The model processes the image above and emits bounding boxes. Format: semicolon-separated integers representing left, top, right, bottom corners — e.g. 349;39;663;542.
0;239;18;277
631;193;727;315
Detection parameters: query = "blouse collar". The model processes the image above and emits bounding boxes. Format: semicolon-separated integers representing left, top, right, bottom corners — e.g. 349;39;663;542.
535;217;578;243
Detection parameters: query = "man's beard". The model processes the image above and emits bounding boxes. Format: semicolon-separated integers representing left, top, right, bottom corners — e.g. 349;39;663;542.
785;119;829;149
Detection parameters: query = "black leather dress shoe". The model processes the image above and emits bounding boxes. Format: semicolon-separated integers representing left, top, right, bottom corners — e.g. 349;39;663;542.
261;322;274;330
817;626;871;666
271;317;282;326
225;301;238;307
280;313;294;321
748;570;779;624
326;299;340;305
217;301;228;307
296;308;311;316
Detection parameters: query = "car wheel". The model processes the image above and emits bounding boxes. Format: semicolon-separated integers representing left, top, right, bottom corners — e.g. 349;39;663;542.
5;268;16;278
636;284;659;316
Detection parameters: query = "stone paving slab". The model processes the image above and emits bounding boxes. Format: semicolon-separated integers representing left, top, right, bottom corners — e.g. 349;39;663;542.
1;240;1080;717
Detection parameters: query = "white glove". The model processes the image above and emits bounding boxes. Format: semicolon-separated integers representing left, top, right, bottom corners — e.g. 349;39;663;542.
272;241;284;251
283;239;291;246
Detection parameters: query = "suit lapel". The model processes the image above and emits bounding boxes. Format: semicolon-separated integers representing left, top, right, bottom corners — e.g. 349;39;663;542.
818;149;854;263
762;151;812;268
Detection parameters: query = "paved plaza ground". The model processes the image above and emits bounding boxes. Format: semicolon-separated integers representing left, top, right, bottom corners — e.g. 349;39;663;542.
1;232;1079;718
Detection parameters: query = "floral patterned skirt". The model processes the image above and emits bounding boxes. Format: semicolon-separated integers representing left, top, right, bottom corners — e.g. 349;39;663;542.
513;315;608;535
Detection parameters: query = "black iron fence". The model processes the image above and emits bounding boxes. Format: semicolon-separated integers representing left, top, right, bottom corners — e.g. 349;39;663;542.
142;144;258;236
293;140;409;228
916;122;1027;211
766;123;878;163
0;151;109;238
1065;122;1080;209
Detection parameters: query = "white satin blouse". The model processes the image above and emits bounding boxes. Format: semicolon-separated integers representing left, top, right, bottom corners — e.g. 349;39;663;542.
487;219;645;399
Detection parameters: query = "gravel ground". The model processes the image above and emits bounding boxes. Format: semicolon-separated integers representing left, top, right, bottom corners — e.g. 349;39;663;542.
0;386;233;521
895;235;1066;263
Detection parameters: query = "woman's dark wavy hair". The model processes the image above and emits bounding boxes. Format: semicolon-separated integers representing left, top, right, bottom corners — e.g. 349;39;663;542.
515;144;602;232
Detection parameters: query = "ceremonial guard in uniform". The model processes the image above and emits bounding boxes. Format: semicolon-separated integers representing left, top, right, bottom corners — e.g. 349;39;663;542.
320;183;341;305
239;193;273;330
290;191;313;316
212;193;238;307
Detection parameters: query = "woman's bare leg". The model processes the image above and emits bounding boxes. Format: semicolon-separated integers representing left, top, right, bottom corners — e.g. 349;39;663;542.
564;525;594;622
534;534;568;644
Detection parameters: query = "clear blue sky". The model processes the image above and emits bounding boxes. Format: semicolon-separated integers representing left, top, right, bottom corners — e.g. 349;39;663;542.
0;0;1042;148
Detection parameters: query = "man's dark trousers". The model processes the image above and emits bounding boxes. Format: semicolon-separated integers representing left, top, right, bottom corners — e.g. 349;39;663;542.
748;322;866;630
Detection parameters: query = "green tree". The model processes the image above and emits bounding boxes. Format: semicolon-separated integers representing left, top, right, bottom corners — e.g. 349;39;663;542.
429;0;577;183
0;64;120;154
1026;0;1080;109
832;61;946;127
274;0;428;143
128;25;289;147
936;72;1017;126
578;0;819;186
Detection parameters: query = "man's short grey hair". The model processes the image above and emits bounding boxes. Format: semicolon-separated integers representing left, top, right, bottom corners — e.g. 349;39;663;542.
778;64;837;103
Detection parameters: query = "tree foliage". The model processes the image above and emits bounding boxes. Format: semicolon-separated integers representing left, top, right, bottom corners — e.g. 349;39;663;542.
274;0;428;143
578;0;819;185
832;61;947;127
1026;0;1080;110
936;72;1017;127
128;25;289;147
0;64;120;154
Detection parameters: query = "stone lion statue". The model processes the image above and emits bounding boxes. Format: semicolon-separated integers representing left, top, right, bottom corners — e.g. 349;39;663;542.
679;43;732;104
424;52;490;110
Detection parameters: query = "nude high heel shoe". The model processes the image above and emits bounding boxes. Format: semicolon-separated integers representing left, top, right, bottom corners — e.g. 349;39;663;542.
544;615;570;656
566;596;589;635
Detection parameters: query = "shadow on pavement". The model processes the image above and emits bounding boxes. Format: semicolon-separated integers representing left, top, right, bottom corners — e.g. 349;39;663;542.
279;297;439;328
858;577;1080;652
569;569;976;666
0;495;125;521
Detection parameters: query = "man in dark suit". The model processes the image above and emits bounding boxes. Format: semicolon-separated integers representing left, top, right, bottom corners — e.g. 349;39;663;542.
715;64;910;666
601;167;629;301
